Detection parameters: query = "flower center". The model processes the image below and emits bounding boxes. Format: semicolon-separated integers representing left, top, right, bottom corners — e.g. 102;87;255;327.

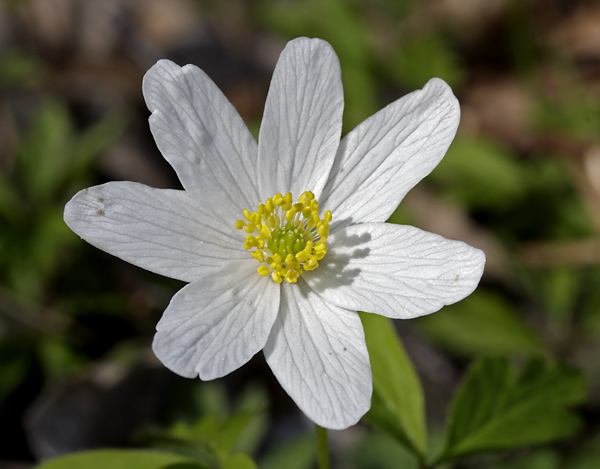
235;191;331;284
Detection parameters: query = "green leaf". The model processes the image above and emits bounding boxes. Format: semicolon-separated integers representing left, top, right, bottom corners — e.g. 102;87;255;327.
72;109;129;174
16;100;74;202
415;290;547;356
223;453;256;469
360;312;427;458
0;48;45;88
569;432;600;469
36;449;204;469
432;135;528;210
345;429;419;469
442;357;586;461
391;33;464;90
0;171;21;223
259;434;315;469
15;100;127;204
141;383;266;467
528;267;581;325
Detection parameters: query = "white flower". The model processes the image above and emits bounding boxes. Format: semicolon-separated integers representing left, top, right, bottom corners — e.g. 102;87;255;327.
64;37;485;430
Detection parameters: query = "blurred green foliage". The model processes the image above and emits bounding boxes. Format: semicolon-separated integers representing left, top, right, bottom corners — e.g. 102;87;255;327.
441;357;585;461
136;383;267;468
416;290;548;357
2;0;600;468
1;100;128;300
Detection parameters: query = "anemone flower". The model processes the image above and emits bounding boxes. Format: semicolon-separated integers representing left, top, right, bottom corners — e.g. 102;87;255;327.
64;37;485;430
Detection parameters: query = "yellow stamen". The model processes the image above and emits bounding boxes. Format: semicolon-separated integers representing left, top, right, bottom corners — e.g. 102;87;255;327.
235;191;331;283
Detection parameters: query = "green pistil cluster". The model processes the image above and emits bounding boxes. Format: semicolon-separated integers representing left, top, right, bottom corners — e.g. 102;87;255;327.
235;191;331;284
267;223;306;258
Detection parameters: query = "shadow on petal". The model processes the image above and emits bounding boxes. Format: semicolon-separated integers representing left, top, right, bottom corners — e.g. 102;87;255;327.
306;227;371;292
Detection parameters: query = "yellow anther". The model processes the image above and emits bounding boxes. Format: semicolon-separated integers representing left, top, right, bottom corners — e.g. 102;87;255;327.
265;199;274;213
251;251;265;262
295;251;309;262
314;242;326;252
284;271;299;283
272;272;282;283
236;191;332;283
299;191;313;204
285;207;298;222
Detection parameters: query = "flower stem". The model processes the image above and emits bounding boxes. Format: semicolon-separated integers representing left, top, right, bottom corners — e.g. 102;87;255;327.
315;424;330;469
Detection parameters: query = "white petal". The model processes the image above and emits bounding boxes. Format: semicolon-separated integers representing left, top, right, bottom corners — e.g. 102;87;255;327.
264;280;372;430
257;37;344;200
143;59;261;219
64;181;245;283
320;78;460;230
153;261;280;380
305;223;485;319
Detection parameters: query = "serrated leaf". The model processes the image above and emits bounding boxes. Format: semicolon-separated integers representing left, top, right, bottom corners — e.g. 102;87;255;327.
360;312;427;458
143;384;265;467
442;357;586;461
35;449;205;469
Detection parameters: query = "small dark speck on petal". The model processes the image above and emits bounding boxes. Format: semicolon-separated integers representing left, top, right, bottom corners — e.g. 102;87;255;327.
99;198;104;203
97;210;105;215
